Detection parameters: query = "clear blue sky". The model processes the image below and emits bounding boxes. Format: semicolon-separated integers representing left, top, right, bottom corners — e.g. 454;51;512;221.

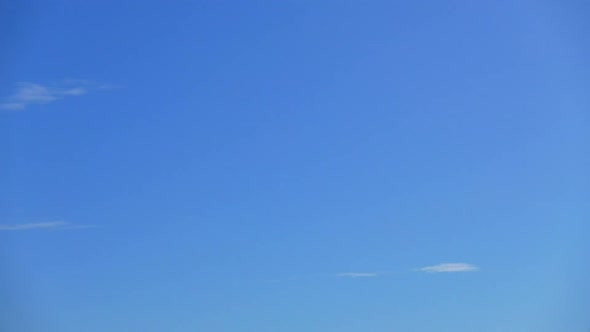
1;1;589;331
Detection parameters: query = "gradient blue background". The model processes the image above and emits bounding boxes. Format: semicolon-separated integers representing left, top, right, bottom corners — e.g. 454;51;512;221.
1;1;589;331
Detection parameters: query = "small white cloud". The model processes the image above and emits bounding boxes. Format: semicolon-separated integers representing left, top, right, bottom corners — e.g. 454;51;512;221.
61;87;87;96
416;263;479;273
337;272;379;278
0;80;104;111
0;221;95;231
14;83;59;103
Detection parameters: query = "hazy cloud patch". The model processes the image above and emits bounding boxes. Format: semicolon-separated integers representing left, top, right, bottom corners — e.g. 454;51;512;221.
0;221;96;231
416;263;479;273
0;80;108;111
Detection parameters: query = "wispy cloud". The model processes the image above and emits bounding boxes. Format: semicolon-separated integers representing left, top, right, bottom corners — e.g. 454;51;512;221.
0;221;96;231
268;264;479;283
0;80;105;111
416;263;479;273
336;272;379;278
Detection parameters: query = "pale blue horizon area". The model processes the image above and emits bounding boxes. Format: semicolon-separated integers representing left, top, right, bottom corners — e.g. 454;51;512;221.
1;1;589;331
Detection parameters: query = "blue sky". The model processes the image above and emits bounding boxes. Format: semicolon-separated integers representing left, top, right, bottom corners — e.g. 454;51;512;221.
1;1;589;331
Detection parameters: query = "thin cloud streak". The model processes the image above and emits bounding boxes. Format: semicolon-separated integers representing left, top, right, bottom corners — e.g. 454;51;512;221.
0;221;96;231
269;264;478;283
0;80;104;111
416;263;479;273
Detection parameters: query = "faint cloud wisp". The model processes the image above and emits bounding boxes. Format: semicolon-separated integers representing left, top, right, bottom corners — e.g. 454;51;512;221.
416;263;479;273
0;221;96;231
0;80;105;111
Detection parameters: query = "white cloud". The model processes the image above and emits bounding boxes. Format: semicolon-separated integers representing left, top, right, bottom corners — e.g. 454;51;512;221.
0;221;95;231
0;80;102;111
416;263;479;273
337;272;379;278
61;87;87;96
